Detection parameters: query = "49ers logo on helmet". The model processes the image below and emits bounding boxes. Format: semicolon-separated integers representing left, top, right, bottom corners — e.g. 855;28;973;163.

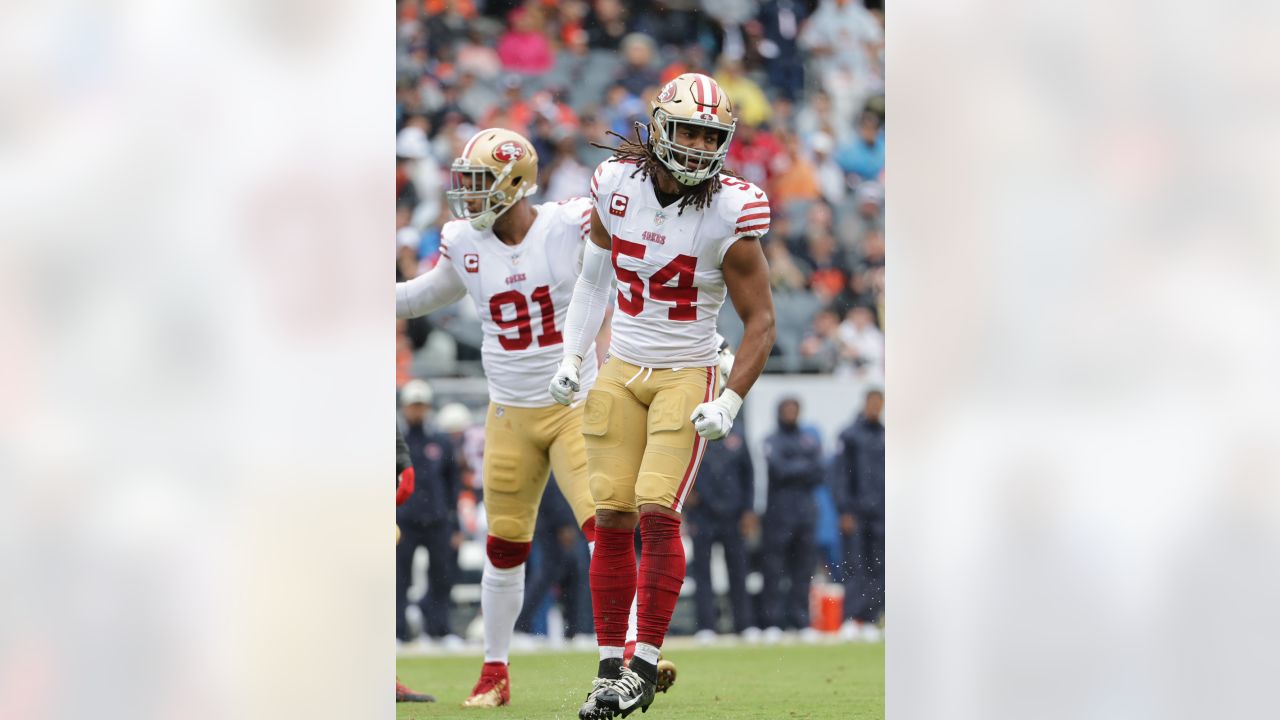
656;82;677;104
492;141;525;163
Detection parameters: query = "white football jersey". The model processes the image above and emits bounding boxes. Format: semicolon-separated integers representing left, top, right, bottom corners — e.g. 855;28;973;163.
590;157;771;368
438;197;599;407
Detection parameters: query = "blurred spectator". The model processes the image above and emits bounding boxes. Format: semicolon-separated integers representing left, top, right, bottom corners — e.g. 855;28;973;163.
799;308;843;371
760;398;823;632
396;380;464;643
396;116;444;231
755;0;809;100
498;4;556;76
686;428;757;639
830;388;884;641
765;236;808;293
794;90;843;144
515;480;591;639
585;0;632;51
456;71;501;123
835;110;885;181
803;231;848;298
856;228;885;274
483;75;535;136
837;305;884;383
810;132;848;206
714;56;771;128
769;132;822;206
702;0;758;63
616;33;662;97
799;0;884;131
457;26;503;79
726;122;783;190
577;113;615;168
660;43;711;84
397;205;421;280
842;180;884;247
829;269;877;320
601;83;649;138
545;131;593;202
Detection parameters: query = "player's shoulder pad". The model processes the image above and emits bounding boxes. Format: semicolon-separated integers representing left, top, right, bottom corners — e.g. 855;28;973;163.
439;218;474;258
590;156;641;202
546;196;593;243
554;195;593;225
716;176;771;238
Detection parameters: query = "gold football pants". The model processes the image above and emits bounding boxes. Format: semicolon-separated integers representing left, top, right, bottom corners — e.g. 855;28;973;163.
581;356;718;513
482;401;596;542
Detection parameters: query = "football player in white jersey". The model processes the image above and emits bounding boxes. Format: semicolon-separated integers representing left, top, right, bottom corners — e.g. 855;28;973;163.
397;127;605;708
549;73;777;719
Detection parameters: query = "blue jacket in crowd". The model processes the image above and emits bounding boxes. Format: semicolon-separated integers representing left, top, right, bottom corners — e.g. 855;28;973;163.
397;420;460;529
831;414;885;518
688;429;755;520
763;425;825;494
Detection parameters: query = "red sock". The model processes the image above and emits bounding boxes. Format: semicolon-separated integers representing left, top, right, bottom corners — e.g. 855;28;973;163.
590;525;636;649
636;513;686;648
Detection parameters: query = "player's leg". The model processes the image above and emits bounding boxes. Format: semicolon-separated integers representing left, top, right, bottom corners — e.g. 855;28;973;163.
759;501;789;632
787;513;818;631
546;402;602;545
720;519;755;634
597;366;715;716
395;522;422;641
465;403;553;707
548;404;645;659
577;359;648;718
688;515;718;636
420;520;456;639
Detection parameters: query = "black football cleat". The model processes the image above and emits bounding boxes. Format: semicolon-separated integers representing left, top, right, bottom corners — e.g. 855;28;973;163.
595;666;656;718
578;677;615;719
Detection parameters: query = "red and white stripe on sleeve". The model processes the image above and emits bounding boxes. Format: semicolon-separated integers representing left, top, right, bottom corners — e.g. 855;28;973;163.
590;163;604;203
735;199;771;236
579;207;591;243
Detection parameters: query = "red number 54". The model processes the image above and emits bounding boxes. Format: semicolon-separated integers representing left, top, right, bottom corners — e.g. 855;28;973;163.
611;236;698;321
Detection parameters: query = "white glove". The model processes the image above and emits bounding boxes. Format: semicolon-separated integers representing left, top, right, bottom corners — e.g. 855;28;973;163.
690;389;743;441
716;343;735;395
549;355;582;406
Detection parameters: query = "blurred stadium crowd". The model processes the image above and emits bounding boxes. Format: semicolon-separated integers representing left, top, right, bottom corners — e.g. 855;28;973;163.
395;0;885;649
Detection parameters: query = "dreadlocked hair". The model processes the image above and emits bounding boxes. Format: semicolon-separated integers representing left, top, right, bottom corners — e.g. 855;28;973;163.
589;122;738;215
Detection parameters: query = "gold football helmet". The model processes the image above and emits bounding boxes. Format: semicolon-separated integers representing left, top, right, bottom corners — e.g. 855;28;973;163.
446;128;539;231
649;73;737;186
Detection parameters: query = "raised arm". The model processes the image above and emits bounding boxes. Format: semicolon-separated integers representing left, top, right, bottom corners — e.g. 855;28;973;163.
395;260;468;319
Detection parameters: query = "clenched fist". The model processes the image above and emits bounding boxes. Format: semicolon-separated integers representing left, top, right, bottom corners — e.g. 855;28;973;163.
690;389;743;441
548;355;582;405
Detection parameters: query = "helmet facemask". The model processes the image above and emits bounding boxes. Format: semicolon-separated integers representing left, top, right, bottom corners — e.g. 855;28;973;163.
651;108;736;186
446;159;536;231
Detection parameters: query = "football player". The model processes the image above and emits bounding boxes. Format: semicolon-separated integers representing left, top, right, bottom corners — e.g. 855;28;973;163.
550;73;777;719
396;127;619;708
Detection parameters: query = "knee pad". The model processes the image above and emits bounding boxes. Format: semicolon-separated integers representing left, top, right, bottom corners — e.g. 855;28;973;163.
486;535;532;569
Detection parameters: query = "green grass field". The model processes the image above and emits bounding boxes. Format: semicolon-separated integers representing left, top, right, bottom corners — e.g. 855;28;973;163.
397;642;883;720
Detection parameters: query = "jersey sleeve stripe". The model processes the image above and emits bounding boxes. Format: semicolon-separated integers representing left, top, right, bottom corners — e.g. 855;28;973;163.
735;223;770;233
740;201;770;210
736;212;770;222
